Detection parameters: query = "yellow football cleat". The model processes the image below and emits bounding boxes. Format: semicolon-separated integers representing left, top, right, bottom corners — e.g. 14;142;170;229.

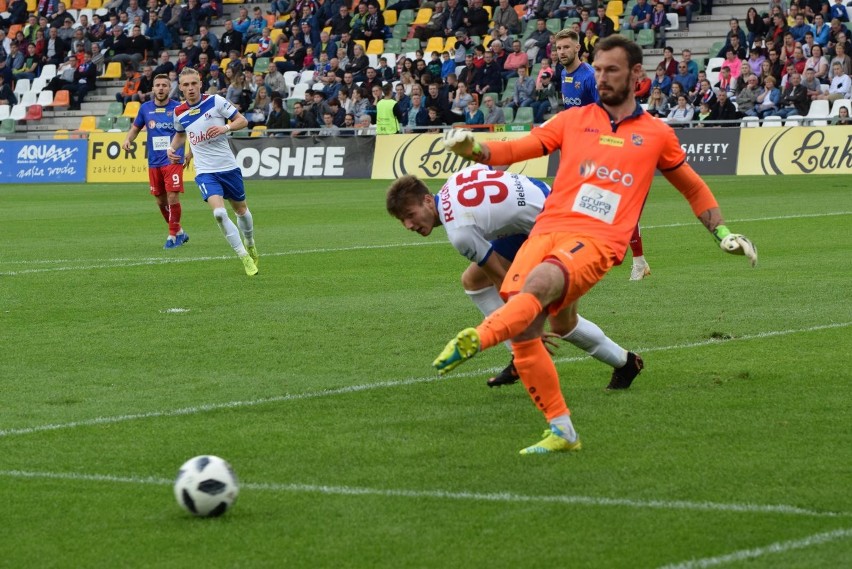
247;245;259;267
432;327;481;375
519;426;582;455
241;254;258;276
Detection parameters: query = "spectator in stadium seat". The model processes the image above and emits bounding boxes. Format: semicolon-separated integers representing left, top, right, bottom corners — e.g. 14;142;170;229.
127;25;150;64
755;75;781;117
146;12;170;51
206;63;227;95
87;14;107;43
70;51;97;109
480;93;503;124
329;5;352;40
70;28;90;57
344;42;369;82
50;3;73;28
356;2;385;43
13;43;39;81
217;20;241;62
266;97;291;132
103;25;134;67
356;113;375;135
414;2;447;41
336;31;355;60
667;94;693;125
43;26;69;66
628;0;653;32
829;41;851;77
133;64;155;102
737;74;760;116
709;89;740;125
770;71;810;117
474;49;502;97
744;7;767;47
651;64;672;95
672;61;696;94
349;2;369;38
507;64;535;110
0;74;16;106
2;0;28;28
291;100;319;136
464;0;490;37
503;40;530;80
492;0;521;35
645;86;670;117
116;65;142;105
530;70;558;123
814;60;851;100
801;67;822;101
403;92;428;131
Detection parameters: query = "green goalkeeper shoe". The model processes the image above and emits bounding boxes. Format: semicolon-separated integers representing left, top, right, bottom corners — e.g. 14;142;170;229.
247;245;259;267
433;327;481;375
519;425;582;455
240;254;258;276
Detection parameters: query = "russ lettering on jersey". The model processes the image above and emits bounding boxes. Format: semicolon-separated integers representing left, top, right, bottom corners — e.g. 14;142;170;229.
133;100;183;167
173;94;240;175
437;165;550;264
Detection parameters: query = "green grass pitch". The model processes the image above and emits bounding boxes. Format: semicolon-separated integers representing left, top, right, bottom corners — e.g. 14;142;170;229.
0;174;850;568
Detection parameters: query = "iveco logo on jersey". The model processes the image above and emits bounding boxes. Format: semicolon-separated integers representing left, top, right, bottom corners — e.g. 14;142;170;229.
578;160;634;187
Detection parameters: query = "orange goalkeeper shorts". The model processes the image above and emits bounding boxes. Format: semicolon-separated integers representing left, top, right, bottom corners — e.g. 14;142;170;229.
500;232;616;315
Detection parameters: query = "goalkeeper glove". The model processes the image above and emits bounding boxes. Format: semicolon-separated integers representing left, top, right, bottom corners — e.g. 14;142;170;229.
713;225;758;267
442;128;482;160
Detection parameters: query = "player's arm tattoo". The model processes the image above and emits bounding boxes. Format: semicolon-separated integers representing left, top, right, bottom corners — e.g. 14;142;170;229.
698;207;724;233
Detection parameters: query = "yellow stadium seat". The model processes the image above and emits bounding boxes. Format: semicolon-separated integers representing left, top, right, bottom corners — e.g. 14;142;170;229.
250;126;267;137
54;129;70;139
444;36;457;51
122;101;141;118
224;0;242;3
99;61;122;79
425;37;444;53
376;0;385;8
78;116;97;131
26;0;36;11
366;39;384;54
273;56;286;63
607;1;623;30
323;26;331;33
270;28;283;43
384;9;397;25
86;0;102;7
354;39;366;51
244;43;260;54
219;58;231;70
482;34;492;48
412;8;432;25
484;5;492;19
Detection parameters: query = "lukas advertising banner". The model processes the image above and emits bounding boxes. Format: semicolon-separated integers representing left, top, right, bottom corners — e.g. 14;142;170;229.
231;136;375;179
737;126;852;175
0;140;87;183
546;126;739;177
372;133;549;180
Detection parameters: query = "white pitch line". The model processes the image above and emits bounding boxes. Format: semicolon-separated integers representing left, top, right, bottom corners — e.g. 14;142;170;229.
1;211;848;276
0;322;848;439
658;528;852;569
0;469;848;519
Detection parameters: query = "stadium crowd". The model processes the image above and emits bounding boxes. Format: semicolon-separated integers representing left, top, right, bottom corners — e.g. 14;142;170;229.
1;0;850;131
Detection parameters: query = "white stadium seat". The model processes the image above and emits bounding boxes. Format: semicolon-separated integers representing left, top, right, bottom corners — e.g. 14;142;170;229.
740;116;760;128
784;114;804;126
20;92;37;106
829;99;851;117
382;53;397;69
29;76;47;93
13;78;30;99
9;104;26;120
665;13;678;30
36;90;54;106
40;64;58;81
0;104;9;120
804;99;830;126
761;115;783;127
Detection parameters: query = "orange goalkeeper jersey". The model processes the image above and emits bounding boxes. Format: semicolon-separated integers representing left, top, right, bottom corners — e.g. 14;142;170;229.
527;104;709;260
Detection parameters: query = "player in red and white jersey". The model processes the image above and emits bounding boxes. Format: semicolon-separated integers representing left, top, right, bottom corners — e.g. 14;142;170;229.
436;36;758;454
167;68;259;276
386;165;643;389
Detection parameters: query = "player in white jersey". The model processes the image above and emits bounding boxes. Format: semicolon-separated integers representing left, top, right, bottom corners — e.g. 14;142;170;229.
386;165;643;389
167;68;259;276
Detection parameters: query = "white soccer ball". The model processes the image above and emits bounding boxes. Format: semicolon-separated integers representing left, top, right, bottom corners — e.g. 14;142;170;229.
174;455;239;517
